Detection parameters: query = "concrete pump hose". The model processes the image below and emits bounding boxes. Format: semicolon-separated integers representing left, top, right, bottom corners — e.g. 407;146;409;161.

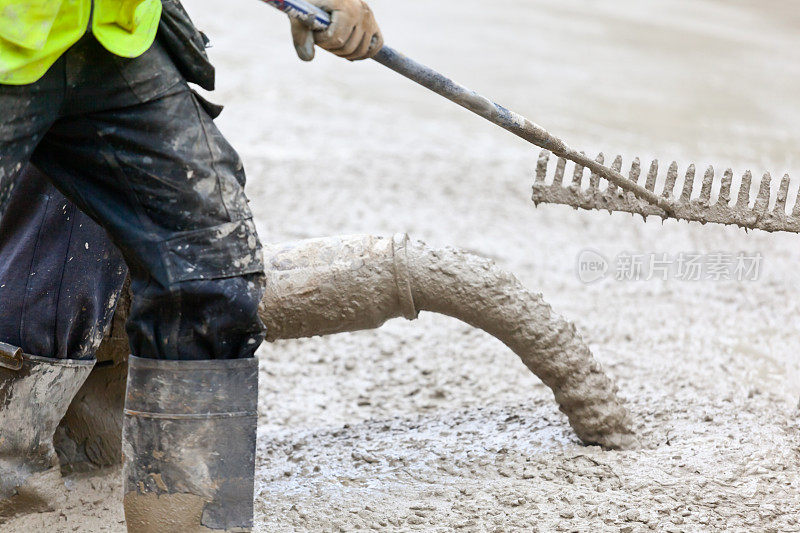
260;234;637;450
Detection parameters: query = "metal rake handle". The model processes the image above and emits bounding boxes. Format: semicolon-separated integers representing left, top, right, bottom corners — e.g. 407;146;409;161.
260;0;675;214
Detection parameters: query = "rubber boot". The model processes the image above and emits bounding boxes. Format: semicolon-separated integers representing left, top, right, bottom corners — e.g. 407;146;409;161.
55;287;131;472
0;350;94;523
54;359;128;471
122;355;258;532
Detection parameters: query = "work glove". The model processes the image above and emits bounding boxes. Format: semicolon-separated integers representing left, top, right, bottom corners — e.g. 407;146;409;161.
290;0;383;62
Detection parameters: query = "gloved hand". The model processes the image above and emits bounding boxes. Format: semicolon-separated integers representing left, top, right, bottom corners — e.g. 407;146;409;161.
290;0;383;62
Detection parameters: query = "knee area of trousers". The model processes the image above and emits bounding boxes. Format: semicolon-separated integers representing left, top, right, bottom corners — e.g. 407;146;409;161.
126;272;266;360
159;218;264;286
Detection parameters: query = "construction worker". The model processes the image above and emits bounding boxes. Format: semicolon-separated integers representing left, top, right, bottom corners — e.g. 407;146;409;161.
0;1;383;531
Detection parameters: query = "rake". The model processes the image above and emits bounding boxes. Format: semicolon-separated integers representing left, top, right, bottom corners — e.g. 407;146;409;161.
263;0;795;232
532;150;799;233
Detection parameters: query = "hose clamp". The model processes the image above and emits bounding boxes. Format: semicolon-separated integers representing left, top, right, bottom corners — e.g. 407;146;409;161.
392;233;418;320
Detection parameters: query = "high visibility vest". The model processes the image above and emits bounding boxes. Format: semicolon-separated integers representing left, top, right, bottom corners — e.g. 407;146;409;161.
0;0;162;85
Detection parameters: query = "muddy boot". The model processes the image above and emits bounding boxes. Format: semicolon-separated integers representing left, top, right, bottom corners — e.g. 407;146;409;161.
0;347;94;523
122;355;258;533
54;359;128;471
55;289;131;472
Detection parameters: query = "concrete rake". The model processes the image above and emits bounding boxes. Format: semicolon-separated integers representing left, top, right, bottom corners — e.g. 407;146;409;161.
264;1;794;233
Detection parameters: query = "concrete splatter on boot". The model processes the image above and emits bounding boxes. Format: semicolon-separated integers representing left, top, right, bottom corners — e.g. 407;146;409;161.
55;285;131;472
54;359;128;471
0;348;94;523
122;355;258;532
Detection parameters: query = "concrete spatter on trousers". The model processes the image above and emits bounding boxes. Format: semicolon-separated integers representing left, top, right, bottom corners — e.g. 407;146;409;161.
260;234;636;449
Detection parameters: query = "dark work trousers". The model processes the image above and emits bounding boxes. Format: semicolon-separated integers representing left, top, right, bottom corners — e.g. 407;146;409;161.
0;34;266;361
0;166;127;360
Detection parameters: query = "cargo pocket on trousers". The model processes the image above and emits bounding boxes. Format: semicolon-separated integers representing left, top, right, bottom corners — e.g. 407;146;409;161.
161;218;264;284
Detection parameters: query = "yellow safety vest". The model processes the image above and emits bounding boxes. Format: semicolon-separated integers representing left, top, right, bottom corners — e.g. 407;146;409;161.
0;0;162;85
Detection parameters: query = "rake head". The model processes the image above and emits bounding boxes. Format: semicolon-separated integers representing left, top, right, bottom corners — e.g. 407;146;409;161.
532;150;800;234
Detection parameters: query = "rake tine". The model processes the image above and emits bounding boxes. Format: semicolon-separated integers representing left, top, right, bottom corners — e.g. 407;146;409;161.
775;173;790;215
625;157;640;205
535;150;550;184
644;159;657;192
718;168;733;205
754;172;771;214
792;180;800;219
680;164;695;204
589;153;604;191
571;152;586;187
664;162;679;198
630;158;642;186
554;157;567;186
699;166;714;204
627;158;646;216
737;170;752;209
607;155;623;194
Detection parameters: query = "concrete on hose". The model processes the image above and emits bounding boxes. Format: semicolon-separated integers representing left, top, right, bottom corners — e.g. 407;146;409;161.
261;234;637;449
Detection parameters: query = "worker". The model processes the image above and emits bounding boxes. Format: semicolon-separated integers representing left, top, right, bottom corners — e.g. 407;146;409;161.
0;0;383;530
